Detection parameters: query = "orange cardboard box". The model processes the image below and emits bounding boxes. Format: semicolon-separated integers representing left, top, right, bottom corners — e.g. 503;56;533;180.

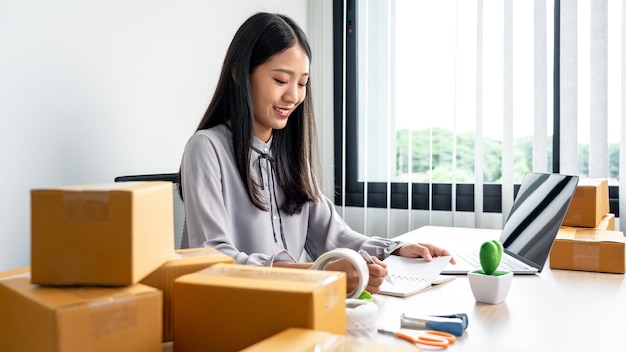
562;179;609;227
174;263;346;352
241;327;421;352
0;277;162;352
550;227;625;274
559;213;615;234
0;266;30;280
31;182;175;286
596;213;615;231
140;247;234;342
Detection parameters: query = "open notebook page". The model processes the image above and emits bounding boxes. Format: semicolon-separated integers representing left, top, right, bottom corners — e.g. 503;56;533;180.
378;255;452;297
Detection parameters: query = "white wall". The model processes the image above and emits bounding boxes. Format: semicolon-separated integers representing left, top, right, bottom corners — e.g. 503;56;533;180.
0;0;335;272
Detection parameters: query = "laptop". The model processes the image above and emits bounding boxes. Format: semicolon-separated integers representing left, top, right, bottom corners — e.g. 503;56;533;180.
442;172;579;275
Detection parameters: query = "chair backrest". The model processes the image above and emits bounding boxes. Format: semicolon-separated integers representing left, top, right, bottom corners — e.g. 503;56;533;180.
114;173;186;249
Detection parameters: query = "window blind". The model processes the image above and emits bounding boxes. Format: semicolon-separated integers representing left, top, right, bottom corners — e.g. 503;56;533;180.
334;0;623;236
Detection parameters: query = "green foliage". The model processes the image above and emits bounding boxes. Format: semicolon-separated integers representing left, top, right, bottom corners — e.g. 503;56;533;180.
395;128;620;182
609;143;620;177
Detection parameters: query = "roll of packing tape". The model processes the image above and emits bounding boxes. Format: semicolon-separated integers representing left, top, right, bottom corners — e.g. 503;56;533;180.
310;248;369;299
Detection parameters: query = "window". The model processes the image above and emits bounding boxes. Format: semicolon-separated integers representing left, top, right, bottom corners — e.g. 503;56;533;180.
333;0;622;235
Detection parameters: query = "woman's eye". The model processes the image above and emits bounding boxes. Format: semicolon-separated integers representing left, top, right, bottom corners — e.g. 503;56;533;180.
298;82;308;88
274;79;287;85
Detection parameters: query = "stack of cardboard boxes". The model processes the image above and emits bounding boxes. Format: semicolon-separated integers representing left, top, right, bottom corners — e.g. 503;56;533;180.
550;179;625;274
0;182;235;351
0;181;365;352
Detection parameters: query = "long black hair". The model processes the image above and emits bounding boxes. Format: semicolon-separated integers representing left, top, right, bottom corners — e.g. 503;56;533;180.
179;12;320;215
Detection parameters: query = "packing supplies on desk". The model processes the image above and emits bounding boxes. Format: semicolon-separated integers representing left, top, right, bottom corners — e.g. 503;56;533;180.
562;178;609;227
173;263;346;352
140;247;234;342
240;327;420;352
550;227;625;274
31;181;175;286
0;277;162;352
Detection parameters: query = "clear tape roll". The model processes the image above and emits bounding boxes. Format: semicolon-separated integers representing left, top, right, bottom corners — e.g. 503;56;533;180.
310;248;369;299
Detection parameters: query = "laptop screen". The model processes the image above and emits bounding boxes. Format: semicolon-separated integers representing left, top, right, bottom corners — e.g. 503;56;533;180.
499;172;579;270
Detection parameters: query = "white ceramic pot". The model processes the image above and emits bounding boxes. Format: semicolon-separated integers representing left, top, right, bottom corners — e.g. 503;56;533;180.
468;271;513;304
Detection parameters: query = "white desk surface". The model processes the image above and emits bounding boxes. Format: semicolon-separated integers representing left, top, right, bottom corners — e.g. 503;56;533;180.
163;225;626;351
373;225;626;351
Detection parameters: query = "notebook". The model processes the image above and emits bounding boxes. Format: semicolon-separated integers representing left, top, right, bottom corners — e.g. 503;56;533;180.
378;255;452;297
442;172;579;275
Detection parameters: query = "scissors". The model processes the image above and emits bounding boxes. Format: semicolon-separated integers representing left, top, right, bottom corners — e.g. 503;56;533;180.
401;313;467;336
378;329;456;349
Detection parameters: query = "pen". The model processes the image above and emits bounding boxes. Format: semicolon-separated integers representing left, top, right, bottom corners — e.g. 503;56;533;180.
358;249;395;285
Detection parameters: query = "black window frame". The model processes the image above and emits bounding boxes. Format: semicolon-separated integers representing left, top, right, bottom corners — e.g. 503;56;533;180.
332;0;619;217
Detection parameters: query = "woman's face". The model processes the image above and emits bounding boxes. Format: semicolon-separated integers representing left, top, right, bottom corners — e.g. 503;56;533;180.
249;43;309;142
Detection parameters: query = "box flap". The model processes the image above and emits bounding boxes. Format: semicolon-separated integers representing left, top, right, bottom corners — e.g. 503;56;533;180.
558;228;624;243
177;263;343;292
1;277;160;309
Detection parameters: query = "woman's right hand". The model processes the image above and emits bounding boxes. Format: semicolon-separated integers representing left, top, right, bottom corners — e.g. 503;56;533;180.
325;257;389;294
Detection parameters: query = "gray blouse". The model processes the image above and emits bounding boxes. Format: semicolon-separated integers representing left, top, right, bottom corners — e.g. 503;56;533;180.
180;124;404;265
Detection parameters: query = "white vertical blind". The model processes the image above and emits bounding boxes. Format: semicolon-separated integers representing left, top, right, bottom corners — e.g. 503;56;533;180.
534;0;549;173
344;0;622;236
560;1;579;175
475;0;485;228
502;0;514;223
622;0;626;233
559;0;623;231
589;0;609;179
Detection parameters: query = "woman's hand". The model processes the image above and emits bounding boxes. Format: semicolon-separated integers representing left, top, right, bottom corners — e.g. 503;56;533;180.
324;257;389;294
393;243;457;264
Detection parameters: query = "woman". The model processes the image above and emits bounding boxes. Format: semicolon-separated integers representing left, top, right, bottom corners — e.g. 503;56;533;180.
179;12;454;294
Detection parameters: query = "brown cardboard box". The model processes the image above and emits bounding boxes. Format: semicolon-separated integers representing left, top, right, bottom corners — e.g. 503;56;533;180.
140;247;234;342
0;277;162;352
550;227;625;274
0;266;30;280
174;263;346;352
597;213;615;231
241;327;421;352
559;213;615;234
31;182;175;285
562;178;609;227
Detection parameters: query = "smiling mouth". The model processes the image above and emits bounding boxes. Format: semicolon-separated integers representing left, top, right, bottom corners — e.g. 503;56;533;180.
274;107;291;117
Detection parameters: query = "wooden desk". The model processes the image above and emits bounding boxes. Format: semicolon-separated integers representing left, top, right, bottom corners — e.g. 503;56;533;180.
374;225;626;351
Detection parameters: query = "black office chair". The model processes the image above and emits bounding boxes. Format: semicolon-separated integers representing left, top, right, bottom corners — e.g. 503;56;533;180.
114;173;187;249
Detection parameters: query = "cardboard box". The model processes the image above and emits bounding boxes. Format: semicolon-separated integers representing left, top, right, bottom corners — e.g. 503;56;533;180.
562;179;609;227
0;266;30;280
174;263;346;352
0;277;162;352
31;182;175;285
550;227;625;274
140;247;234;342
559;213;615;234
597;213;615;231
241;327;421;352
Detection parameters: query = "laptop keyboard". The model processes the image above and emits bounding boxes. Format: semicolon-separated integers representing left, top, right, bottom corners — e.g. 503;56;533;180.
456;249;530;271
500;255;529;270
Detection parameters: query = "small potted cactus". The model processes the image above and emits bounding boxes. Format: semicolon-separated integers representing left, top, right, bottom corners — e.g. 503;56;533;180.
467;240;513;304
